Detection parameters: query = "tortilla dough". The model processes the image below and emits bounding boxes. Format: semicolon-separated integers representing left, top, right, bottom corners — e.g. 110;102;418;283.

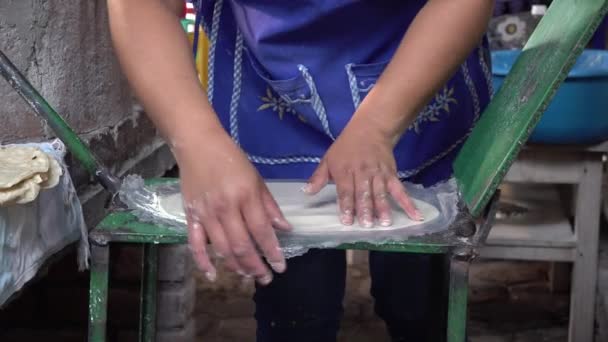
0;146;50;188
158;182;439;232
40;157;62;189
0;146;63;206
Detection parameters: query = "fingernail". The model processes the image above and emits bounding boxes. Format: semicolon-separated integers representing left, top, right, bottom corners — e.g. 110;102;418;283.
273;217;293;229
258;273;273;285
300;183;312;194
361;217;374;228
380;219;392;227
269;260;286;273
341;214;354;225
205;270;217;282
192;222;203;230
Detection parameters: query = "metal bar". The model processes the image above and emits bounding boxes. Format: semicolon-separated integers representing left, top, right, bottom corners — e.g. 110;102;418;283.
0;50;121;193
472;191;500;247
139;244;159;342
446;249;472;342
88;244;110;342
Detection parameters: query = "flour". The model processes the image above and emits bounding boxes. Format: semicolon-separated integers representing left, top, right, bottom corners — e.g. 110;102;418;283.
159;182;439;233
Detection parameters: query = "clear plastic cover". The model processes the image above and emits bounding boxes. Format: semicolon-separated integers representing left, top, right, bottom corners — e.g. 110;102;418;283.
119;175;460;258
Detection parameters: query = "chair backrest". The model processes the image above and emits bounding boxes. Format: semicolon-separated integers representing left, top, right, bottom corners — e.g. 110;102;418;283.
454;0;608;217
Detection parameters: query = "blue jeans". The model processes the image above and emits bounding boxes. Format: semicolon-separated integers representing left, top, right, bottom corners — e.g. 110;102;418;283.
254;250;446;342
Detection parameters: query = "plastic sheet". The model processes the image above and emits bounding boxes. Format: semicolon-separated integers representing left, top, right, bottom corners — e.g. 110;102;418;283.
0;140;87;307
119;175;460;258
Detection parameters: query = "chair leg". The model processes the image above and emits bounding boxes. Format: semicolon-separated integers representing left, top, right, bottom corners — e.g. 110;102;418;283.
139;244;159;342
446;250;472;342
88;243;110;342
568;156;602;342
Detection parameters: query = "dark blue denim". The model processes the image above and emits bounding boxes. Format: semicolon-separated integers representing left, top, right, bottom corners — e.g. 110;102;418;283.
254;249;445;342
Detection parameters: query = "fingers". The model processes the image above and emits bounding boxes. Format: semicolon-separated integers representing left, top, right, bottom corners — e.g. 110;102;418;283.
302;160;329;195
372;175;392;226
243;196;286;274
219;207;274;285
200;214;243;275
387;177;423;221
261;185;292;231
354;170;374;228
185;183;288;286
187;220;217;282
335;170;355;225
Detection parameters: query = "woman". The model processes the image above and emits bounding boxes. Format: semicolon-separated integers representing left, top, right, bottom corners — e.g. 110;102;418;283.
107;0;494;340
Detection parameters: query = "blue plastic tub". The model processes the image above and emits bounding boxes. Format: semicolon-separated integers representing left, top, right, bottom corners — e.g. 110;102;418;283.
492;49;608;144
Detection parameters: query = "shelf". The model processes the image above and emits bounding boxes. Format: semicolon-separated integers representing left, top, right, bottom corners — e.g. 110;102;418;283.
485;183;576;249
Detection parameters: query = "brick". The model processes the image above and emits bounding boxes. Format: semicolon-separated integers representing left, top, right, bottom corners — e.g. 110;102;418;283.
156;317;196;342
158;244;194;283
157;277;196;329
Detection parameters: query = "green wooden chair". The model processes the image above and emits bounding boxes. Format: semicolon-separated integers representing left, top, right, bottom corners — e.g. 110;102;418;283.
1;0;606;341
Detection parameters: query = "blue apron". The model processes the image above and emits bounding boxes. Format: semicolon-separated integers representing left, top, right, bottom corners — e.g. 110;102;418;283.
196;0;492;182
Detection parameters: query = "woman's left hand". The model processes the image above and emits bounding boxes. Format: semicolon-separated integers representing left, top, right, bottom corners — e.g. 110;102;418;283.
303;116;423;227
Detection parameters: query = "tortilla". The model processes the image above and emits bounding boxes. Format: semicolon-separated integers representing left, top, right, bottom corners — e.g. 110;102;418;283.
0;146;50;189
158;182;439;232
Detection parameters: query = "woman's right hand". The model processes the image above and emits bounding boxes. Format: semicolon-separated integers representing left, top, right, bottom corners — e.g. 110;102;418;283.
175;131;292;285
107;0;290;285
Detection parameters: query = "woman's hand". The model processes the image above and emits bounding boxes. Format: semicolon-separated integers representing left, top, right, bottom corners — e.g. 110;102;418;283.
176;132;291;285
304;117;423;227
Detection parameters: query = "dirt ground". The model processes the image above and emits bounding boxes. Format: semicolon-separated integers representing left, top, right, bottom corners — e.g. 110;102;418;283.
194;254;569;342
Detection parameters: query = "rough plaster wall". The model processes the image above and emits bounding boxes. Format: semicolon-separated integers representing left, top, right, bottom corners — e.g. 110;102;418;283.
0;0;174;214
0;0;132;143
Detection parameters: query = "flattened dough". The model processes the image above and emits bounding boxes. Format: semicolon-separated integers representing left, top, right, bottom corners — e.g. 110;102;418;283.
159;182;439;232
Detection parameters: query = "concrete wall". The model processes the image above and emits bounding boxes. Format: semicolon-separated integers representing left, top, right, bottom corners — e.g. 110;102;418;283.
0;0;131;142
0;0;176;216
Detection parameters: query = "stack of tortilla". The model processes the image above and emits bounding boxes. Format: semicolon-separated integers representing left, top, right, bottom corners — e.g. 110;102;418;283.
0;146;62;206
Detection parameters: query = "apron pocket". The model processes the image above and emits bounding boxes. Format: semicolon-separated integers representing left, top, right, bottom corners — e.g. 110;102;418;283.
247;52;334;139
345;61;389;108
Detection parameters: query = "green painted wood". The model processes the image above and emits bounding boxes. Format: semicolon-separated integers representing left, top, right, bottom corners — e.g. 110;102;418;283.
338;242;449;254
95;211;187;244
454;0;608;217
139;245;159;342
88;245;110;342
446;256;470;342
